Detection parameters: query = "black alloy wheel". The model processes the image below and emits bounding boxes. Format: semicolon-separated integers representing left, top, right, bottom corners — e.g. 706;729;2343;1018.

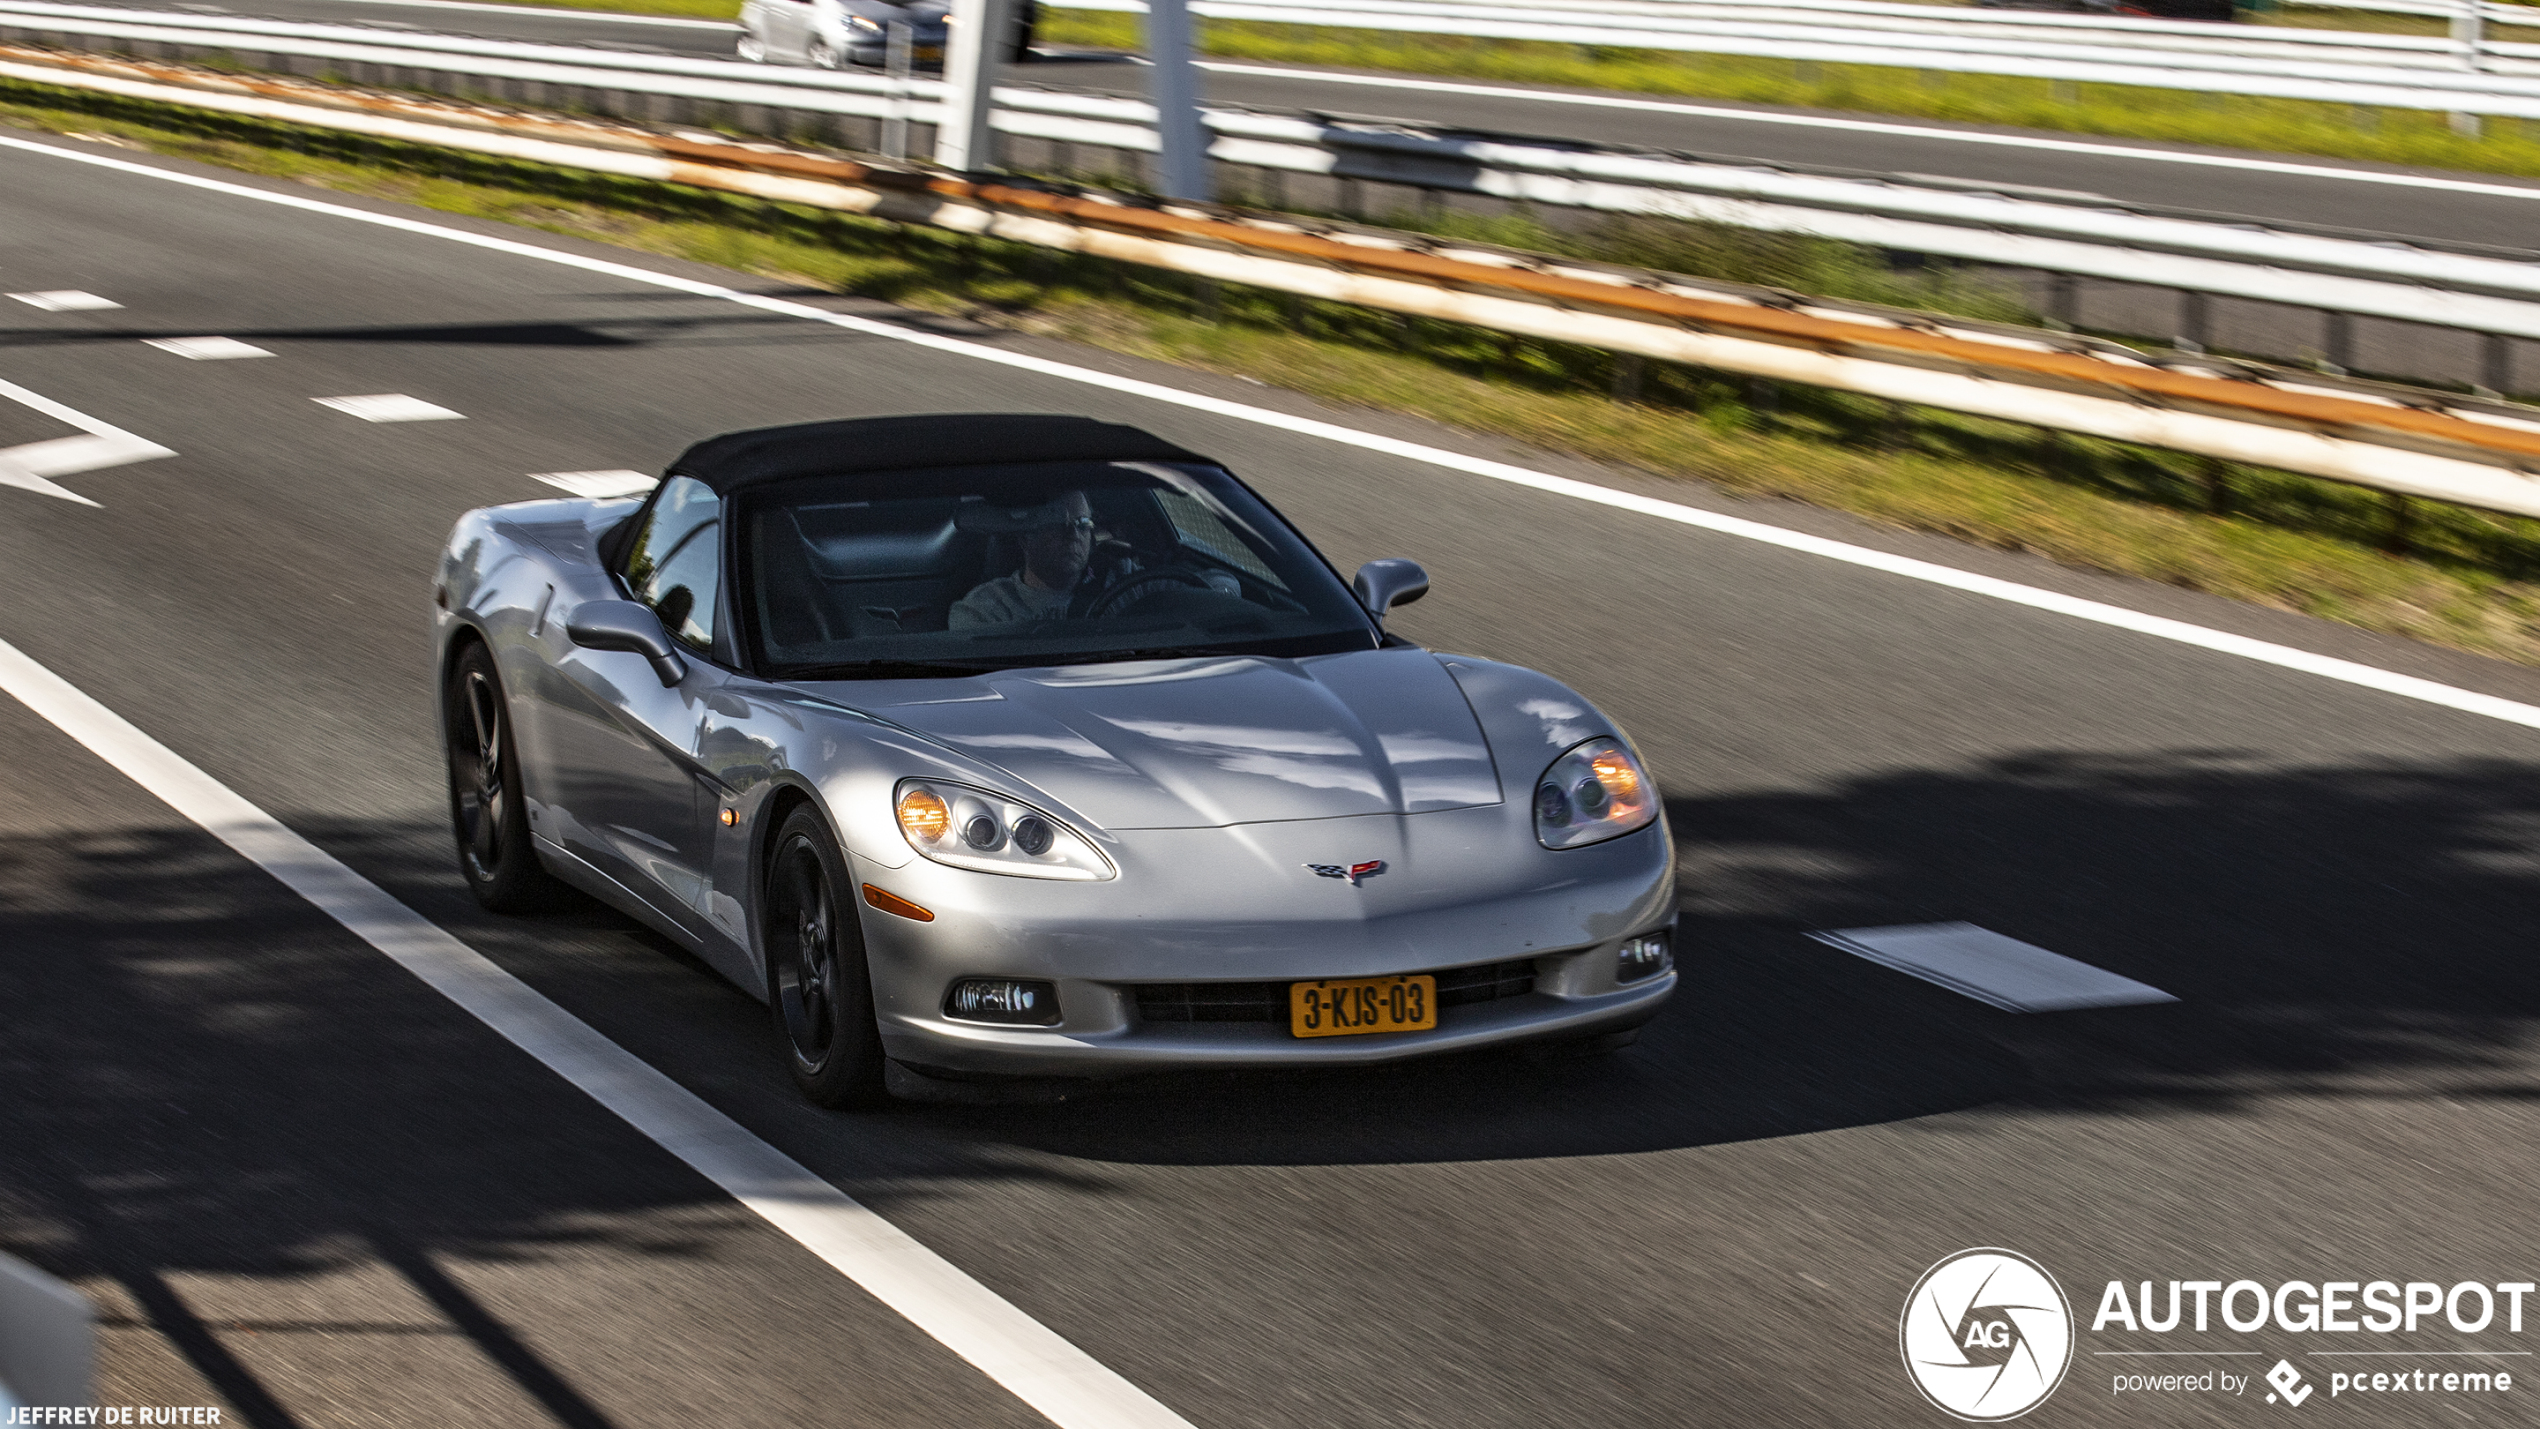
444;642;565;912
764;806;886;1106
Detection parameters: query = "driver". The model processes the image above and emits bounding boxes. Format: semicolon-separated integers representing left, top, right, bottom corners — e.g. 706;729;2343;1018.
948;491;1095;629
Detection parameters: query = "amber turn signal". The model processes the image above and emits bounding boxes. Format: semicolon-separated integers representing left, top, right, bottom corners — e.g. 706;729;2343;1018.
896;786;951;842
862;884;935;922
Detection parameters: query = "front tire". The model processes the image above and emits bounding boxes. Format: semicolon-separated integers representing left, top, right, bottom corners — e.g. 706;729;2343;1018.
737;28;768;61
444;642;565;913
806;36;841;69
764;806;887;1107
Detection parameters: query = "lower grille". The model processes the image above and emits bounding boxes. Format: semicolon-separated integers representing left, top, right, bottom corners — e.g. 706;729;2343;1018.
1132;958;1541;1024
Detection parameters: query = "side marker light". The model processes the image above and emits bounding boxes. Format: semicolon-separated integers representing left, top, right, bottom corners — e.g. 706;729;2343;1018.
862;884;935;922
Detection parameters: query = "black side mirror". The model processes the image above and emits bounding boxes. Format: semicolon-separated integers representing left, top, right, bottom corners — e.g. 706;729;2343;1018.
1352;559;1430;621
566;599;687;687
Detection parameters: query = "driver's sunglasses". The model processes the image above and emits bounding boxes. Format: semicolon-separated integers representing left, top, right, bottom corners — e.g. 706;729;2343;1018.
1048;517;1096;534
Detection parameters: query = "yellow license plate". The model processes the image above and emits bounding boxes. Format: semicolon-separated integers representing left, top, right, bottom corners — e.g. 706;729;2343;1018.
915;45;943;60
1289;974;1436;1038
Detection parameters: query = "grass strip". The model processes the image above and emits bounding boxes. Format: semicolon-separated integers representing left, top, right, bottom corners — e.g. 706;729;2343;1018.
1040;9;2540;181
7;75;2540;667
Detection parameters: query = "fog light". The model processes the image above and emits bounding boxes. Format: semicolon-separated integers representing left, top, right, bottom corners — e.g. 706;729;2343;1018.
944;978;1062;1026
1616;932;1671;983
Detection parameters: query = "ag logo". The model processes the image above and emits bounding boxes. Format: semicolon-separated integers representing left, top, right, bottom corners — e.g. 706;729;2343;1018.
1901;1248;2075;1421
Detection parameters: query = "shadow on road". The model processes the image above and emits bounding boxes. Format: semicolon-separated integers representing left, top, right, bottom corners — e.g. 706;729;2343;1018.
7;746;2540;1408
939;748;2540;1164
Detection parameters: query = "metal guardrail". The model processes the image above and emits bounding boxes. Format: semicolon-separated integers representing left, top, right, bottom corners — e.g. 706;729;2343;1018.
8;0;2540;380
14;44;2540;523
1040;0;2540;119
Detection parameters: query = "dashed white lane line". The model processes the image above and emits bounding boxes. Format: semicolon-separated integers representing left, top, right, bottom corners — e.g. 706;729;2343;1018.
533;469;658;497
1193;61;2540;204
8;290;119;311
0;631;1196;1429
11;130;2540;735
1810;922;2177;1013
315;393;464;422
0;375;173;507
145;335;273;360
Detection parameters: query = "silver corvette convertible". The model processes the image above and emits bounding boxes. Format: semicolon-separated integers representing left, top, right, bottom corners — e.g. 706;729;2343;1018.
433;415;1677;1104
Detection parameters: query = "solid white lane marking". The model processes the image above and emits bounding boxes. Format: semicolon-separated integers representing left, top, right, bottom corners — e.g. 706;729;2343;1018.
10;133;2540;736
315;393;464;422
0;631;1195;1429
533;468;658;497
145;335;273;360
8;290;120;311
1194;61;2540;203
0;375;173;507
1809;922;2177;1012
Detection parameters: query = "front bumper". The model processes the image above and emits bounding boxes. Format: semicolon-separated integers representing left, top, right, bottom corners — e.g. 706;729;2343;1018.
845;806;1678;1078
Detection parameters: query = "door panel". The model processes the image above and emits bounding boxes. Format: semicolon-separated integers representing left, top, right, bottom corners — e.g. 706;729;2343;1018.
537;475;731;941
544;651;724;941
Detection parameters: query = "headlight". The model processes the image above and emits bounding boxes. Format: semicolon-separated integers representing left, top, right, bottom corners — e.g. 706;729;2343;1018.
895;779;1114;880
846;13;883;31
1532;737;1657;849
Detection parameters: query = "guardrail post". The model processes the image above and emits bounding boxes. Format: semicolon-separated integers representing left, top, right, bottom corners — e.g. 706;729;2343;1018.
882;19;912;162
2177;292;2211;354
1145;0;1211;200
2455;0;2487;72
2483;333;2514;396
938;0;1012;173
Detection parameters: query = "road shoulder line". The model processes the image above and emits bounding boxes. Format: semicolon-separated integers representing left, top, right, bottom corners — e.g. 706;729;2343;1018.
0;629;1193;1429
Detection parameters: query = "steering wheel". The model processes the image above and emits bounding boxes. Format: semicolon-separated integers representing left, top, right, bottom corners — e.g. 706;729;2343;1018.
1082;564;1220;619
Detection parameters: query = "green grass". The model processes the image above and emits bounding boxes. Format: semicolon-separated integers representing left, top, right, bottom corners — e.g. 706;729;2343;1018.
10;77;2540;666
1194;200;2041;326
1039;9;2540;179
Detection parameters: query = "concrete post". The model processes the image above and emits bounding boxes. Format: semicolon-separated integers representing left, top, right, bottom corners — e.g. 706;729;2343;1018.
938;0;1012;172
1145;0;1211;200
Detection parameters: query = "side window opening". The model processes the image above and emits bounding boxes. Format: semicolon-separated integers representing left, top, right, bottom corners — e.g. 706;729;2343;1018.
625;476;722;654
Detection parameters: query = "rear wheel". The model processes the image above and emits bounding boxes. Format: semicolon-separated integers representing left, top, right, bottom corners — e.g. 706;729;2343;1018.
764;806;887;1106
444;642;564;913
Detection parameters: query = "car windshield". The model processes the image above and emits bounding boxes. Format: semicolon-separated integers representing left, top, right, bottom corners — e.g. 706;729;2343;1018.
736;460;1380;678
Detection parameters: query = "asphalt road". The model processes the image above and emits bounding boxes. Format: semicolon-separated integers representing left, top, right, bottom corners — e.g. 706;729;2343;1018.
6;121;2540;1427
76;0;2540;252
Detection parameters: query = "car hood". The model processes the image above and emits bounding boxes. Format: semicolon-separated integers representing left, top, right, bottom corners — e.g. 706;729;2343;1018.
852;649;1504;829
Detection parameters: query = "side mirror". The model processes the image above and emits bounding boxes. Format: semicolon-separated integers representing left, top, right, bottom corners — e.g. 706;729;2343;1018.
566;599;687;687
1352;559;1430;620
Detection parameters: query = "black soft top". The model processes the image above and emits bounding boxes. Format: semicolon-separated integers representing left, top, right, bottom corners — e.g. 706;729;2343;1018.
667;413;1213;494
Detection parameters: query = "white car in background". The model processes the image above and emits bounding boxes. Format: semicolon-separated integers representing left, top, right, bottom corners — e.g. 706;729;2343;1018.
737;0;1035;68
